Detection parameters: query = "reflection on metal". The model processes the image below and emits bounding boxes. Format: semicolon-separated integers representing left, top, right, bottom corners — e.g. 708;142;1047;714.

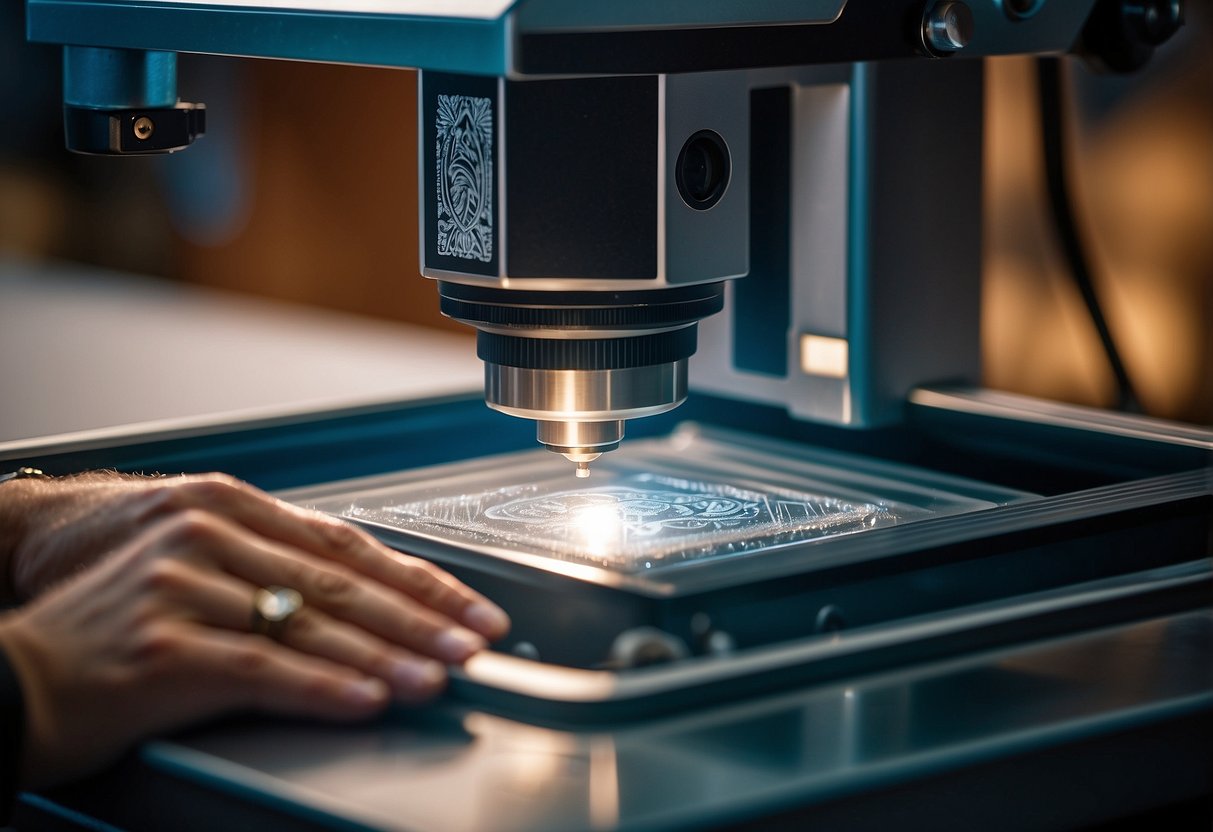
153;611;1213;832
588;737;619;830
485;363;689;422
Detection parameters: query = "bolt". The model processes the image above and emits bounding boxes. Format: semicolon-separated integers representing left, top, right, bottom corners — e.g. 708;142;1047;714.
511;641;540;661
815;605;846;634
133;116;155;141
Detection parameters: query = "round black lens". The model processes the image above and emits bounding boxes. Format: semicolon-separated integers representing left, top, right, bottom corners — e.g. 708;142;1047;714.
676;130;730;210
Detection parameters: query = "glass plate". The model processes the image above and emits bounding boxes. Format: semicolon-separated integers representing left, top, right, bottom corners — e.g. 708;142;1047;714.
298;425;1032;574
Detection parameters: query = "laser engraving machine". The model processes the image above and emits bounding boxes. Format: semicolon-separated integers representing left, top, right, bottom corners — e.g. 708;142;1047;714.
11;0;1213;829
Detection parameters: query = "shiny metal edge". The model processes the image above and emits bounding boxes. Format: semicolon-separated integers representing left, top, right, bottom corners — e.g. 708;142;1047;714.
511;0;847;34
485;362;688;420
34;0;847;28
453;563;1212;703
137;608;1212;832
28;0;514;74
140;688;1213;832
28;0;1105;78
139;743;374;832
911;387;1213;451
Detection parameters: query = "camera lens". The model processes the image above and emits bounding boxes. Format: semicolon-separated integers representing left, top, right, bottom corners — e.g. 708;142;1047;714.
676;130;730;210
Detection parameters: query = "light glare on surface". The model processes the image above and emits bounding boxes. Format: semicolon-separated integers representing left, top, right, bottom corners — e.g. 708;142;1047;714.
571;503;625;557
801;334;849;378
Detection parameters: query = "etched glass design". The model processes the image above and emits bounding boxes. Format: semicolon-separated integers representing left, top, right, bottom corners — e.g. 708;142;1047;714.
435;94;493;261
293;427;1026;577
342;473;899;572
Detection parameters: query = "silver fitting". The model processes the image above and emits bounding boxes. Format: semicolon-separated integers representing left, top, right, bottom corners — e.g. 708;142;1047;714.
922;2;974;55
484;361;688;422
485;360;687;476
537;420;624;477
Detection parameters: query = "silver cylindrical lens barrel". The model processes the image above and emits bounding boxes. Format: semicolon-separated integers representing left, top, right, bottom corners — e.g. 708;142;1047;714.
439;282;721;471
484;361;688;424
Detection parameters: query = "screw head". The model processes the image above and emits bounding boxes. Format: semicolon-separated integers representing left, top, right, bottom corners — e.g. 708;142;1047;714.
133;116;155;140
815;604;847;634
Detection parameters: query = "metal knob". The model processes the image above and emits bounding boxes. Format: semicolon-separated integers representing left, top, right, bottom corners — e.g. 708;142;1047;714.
923;1;974;55
1127;0;1184;46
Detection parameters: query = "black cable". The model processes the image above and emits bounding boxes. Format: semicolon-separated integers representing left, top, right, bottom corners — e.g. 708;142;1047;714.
1037;56;1143;413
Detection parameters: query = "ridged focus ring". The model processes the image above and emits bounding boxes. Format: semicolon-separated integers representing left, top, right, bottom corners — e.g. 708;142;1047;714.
439;282;724;330
477;326;697;371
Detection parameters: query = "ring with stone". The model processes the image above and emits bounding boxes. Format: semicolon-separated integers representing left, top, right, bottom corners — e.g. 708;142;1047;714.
251;586;304;640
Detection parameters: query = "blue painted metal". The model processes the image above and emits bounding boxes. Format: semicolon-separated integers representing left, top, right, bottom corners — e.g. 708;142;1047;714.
25;0;1106;76
28;1;513;75
63;46;177;108
847;61;873;422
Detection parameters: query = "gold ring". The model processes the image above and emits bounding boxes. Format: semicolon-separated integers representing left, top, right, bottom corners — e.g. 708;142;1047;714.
251;586;303;639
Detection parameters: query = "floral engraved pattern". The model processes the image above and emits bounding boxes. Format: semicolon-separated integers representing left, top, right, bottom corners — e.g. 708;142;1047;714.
435;94;493;262
350;473;893;571
484;488;764;539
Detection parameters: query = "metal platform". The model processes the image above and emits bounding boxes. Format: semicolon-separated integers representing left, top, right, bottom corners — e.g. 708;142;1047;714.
4;390;1210;830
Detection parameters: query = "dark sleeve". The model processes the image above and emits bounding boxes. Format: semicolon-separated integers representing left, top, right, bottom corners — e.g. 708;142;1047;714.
0;644;25;823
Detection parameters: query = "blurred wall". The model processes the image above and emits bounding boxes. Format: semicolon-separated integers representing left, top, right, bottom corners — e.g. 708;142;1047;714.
171;60;456;332
0;4;174;275
1;4;1209;423
983;16;1213;422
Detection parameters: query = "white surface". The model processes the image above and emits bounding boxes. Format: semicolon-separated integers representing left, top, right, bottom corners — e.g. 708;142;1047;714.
0;258;482;443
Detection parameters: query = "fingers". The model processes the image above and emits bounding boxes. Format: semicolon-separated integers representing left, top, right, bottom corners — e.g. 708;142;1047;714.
151;562;448;702
148;625;392;722
355;550;511;642
147;510;488;665
1;469;507;792
139;475;510;641
275;609;448;703
0;574;395;792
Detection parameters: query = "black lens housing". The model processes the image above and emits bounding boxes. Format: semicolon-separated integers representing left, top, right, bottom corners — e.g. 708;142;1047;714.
676;130;730;210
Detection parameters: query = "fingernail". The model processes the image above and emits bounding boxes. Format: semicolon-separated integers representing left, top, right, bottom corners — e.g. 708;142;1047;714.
344;677;388;706
391;658;446;693
463;603;510;638
436;627;487;663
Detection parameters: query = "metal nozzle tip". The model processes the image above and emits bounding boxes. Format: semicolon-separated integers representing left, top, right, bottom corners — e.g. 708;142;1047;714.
559;449;601;476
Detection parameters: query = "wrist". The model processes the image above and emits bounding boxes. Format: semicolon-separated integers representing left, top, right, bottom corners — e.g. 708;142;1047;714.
0;614;54;791
0;477;55;604
0;616;28;819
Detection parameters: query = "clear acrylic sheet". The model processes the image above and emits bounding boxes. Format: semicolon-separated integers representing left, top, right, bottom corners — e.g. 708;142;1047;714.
300;426;1024;575
338;469;914;573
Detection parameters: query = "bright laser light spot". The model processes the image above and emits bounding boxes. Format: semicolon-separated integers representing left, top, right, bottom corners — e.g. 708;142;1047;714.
570;503;624;557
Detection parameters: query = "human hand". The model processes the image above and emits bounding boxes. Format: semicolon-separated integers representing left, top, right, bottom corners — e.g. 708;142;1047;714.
0;473;509;789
